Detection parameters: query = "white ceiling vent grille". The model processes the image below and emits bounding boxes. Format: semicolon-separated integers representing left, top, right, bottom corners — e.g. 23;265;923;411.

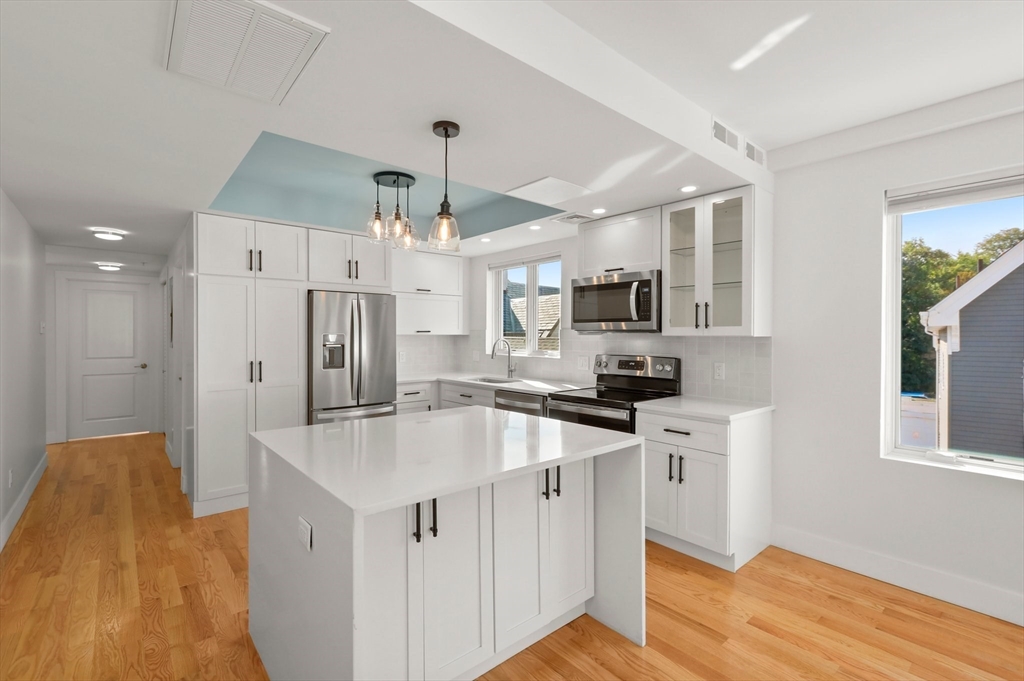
552;213;593;224
712;119;740;152
167;0;329;105
745;140;766;166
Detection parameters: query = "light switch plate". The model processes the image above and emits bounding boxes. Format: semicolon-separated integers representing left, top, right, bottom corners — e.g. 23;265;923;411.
577;355;589;370
399;351;406;363
714;363;726;380
298;516;312;551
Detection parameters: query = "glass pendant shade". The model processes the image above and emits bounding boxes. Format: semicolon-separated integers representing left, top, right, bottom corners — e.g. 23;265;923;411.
366;204;386;242
394;217;421;250
428;207;460;252
385;207;404;240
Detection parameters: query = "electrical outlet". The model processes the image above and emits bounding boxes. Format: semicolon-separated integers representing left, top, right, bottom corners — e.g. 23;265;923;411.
7;469;11;489
472;350;480;362
714;363;726;380
39;322;45;335
399;351;406;363
577;355;589;370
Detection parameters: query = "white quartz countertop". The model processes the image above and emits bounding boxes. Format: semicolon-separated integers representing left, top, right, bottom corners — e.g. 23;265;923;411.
396;373;588;396
634;396;774;423
250;406;641;516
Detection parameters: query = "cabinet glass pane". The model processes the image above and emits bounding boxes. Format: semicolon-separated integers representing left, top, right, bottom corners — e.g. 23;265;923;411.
710;197;743;328
668;206;698;330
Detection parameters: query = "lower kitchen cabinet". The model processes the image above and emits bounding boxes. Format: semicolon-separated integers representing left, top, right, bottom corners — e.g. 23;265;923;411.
397;381;435;414
638;408;771;571
440;383;494;408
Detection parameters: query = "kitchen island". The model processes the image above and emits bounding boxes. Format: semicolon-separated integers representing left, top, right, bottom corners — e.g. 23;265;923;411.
248;406;646;681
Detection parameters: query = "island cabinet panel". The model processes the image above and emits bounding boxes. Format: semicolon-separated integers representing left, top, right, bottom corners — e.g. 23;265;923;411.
492;460;594;653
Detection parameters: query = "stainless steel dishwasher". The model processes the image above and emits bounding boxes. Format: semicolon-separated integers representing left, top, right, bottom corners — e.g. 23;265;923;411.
493;390;546;417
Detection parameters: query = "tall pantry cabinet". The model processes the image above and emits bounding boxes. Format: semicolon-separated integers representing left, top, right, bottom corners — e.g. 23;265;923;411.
190;214;309;517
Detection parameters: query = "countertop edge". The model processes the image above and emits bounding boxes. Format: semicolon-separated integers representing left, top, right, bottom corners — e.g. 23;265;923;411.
634;402;775;423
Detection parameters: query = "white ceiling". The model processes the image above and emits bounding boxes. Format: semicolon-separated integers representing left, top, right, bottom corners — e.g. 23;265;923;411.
0;0;744;257
547;0;1024;150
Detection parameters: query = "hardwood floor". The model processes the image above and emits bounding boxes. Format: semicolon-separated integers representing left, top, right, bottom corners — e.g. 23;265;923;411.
1;434;1021;681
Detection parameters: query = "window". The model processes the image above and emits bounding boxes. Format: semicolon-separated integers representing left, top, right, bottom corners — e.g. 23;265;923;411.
490;257;561;357
885;174;1023;473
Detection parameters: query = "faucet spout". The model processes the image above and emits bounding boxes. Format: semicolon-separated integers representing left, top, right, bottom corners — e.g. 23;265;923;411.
490;338;516;379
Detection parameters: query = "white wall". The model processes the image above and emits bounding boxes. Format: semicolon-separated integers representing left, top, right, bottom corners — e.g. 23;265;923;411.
457;237;772;399
772;113;1024;624
0;189;47;549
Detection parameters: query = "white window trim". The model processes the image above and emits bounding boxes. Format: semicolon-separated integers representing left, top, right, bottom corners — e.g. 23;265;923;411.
881;184;1024;482
488;255;562;359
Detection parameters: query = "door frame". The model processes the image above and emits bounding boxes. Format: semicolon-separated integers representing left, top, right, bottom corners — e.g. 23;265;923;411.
55;270;164;443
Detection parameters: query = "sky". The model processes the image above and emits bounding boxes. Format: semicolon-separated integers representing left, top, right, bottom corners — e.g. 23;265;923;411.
902;195;1023;254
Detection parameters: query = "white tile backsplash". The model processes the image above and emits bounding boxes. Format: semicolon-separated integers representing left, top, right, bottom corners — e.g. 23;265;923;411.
396;335;463;376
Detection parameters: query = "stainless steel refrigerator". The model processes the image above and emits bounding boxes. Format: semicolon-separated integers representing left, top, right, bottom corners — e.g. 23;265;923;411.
308;290;397;424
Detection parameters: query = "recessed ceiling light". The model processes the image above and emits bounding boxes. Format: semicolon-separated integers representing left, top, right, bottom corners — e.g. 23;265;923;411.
88;227;127;241
481;238;491;243
679;185;698;193
96;262;123;271
529;225;542;230
591;208;606;215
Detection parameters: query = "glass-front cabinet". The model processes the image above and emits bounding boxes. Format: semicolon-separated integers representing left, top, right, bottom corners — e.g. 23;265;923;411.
662;185;766;336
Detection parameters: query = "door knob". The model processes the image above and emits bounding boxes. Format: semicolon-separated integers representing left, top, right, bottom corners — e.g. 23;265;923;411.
135;363;148;369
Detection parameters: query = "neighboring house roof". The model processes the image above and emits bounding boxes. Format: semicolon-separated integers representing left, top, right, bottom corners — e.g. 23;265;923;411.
508;294;561;337
921;240;1024;351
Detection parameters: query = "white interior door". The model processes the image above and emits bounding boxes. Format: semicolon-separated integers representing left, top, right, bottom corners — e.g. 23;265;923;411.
68;280;153;439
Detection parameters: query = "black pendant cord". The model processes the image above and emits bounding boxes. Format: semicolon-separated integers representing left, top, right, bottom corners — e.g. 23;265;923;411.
443;129;449;202
395;180;401;217
406;185;411;220
375;180;380;210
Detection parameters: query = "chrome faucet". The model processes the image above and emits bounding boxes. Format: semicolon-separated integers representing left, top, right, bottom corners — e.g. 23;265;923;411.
491;338;517;379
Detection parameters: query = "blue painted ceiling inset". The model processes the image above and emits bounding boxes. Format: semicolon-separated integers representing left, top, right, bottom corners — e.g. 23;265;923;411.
210;132;561;237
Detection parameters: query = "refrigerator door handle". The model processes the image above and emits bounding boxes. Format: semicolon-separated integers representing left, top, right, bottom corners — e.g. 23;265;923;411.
350;298;359;398
358;298;368;401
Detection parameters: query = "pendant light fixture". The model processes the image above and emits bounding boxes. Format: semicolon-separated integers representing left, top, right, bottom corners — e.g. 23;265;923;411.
394;183;421;250
428;121;461;252
366;178;386;242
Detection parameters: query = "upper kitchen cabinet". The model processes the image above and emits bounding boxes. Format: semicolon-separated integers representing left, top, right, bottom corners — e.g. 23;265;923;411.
392;248;462;296
197;214;255;277
308;229;391;291
577;207;662;279
254;222;307;280
662;186;772;336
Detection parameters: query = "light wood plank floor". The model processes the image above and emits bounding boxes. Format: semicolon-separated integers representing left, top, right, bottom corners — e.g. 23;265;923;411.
1;434;1021;681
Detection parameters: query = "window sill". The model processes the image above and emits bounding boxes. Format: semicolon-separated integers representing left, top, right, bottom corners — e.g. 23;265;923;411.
510;352;561;360
883;447;1024;482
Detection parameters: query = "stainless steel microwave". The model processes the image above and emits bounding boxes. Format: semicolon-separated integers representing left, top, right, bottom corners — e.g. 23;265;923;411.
571;270;661;333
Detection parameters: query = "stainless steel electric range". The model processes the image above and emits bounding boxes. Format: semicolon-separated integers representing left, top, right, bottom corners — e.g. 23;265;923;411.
547;354;681;433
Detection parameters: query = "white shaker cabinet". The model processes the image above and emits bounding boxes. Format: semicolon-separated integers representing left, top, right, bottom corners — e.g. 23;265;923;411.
196;275;255;502
393;249;463;296
645;442;729;555
352;235;391;288
254;279;306;432
255;222;307;281
577;207;662;279
643;440;677;536
308;229;391;290
396;293;463;335
197;214;255;277
662;185;772;336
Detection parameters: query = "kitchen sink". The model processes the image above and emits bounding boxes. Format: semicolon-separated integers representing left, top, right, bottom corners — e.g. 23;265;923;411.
472;377;518;384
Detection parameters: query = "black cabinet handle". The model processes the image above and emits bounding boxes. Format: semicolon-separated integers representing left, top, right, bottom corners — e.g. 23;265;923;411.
403;391;421;396
669;453;674;482
430;498;438;537
459;393;473;399
355;260;359;279
249;361;254;383
543;469;550;500
258;249;263;272
664;428;691;436
413;502;422;543
248;249;253;271
695;302;700;329
554;466;561;497
416;330;431;334
679;456;685;484
416;288;431;292
258;360;262;382
705;302;710;329
604;267;625;273
348;259;352;279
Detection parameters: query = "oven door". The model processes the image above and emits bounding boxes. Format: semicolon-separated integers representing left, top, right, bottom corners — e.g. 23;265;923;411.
571;270;659;332
546;400;634;433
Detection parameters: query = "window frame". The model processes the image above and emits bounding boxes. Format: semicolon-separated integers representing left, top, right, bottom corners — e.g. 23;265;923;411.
488;254;562;359
882;173;1024;481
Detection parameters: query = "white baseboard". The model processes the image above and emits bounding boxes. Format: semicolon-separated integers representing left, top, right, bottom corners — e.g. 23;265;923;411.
192;492;248;518
0;452;48;551
773;523;1024;626
164;436;181;469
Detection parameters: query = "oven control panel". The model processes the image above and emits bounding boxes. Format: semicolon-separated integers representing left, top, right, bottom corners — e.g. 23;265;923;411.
593;354;679;378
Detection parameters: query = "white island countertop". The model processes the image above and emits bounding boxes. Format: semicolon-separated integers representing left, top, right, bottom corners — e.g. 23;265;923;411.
250;406;641;516
635;396;774;423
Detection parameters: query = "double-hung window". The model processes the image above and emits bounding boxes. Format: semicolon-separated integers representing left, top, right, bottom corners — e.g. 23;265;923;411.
489;256;562;357
884;173;1024;476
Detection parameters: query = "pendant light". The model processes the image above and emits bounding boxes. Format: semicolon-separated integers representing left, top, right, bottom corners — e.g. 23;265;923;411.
366;179;386;242
394;184;421;250
385;179;404;240
428;121;461;252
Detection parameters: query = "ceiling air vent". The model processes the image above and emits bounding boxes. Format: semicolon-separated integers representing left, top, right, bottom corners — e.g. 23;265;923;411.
552;213;593;225
712;119;740;152
745;140;766;166
166;0;330;105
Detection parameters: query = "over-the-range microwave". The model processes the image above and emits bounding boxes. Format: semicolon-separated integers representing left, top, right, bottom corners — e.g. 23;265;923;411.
570;270;661;333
